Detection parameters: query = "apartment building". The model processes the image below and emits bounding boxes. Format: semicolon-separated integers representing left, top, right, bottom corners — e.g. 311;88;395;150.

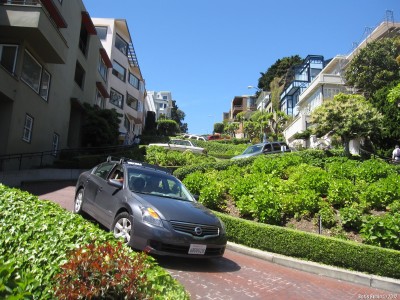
224;95;257;138
0;0;112;170
91;18;146;145
283;19;400;149
145;91;173;121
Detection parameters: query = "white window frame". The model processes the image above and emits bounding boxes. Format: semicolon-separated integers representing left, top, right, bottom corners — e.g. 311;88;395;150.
39;69;51;101
21;50;42;93
22;114;34;143
0;44;18;74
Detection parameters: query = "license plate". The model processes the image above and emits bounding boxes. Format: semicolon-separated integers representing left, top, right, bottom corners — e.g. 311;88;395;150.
188;244;206;255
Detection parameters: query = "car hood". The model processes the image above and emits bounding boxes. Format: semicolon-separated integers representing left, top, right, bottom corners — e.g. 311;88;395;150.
136;194;221;226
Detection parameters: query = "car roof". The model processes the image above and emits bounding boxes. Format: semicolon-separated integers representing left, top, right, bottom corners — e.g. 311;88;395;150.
106;156;172;175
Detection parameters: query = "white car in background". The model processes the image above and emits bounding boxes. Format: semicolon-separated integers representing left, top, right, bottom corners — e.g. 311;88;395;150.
149;139;207;154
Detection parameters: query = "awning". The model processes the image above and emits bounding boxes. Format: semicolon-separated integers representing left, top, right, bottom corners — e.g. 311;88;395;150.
81;11;97;35
99;48;112;68
41;0;67;28
96;81;110;98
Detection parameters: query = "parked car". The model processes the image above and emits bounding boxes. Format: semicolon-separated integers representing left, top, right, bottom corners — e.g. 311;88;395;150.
148;139;206;154
183;134;207;141
231;141;291;160
74;157;227;258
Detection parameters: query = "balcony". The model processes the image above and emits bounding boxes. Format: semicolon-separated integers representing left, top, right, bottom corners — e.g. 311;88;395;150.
0;0;68;64
298;73;345;104
231;104;243;114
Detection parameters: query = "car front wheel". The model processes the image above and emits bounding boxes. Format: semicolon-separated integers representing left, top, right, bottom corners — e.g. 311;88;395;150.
112;212;133;245
74;189;84;214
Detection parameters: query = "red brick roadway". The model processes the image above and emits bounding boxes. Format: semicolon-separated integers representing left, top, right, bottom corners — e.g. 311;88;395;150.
22;181;399;300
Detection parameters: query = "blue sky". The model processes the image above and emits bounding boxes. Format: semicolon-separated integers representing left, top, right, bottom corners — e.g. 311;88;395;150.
84;0;399;135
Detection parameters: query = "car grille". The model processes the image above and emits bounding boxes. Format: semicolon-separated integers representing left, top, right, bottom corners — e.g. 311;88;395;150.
149;241;225;256
169;221;220;237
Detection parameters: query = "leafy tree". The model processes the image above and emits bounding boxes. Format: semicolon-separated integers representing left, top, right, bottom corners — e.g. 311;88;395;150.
170;100;188;133
310;93;384;157
243;121;260;142
82;104;121;147
345;37;400;98
224;122;239;137
258;55;303;92
157;119;179;136
214;123;224;134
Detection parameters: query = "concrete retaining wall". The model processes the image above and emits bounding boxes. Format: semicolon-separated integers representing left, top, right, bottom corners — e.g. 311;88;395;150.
0;169;87;187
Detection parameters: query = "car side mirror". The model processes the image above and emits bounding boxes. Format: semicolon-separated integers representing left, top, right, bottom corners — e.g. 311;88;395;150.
108;179;123;189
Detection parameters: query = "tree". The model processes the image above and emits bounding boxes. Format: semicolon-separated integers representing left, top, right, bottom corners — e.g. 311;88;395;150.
310;93;384;157
82;104;121;147
258;55;303;92
345;37;400;98
170;100;188;133
224;122;239;138
214;122;224;134
157;119;179;136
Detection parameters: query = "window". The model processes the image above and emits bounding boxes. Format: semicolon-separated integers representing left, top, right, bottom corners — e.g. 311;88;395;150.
112;60;126;81
22;114;33;143
124;115;130;131
93;162;114;179
98;55;108;81
115;34;128;55
126;93;138;110
163;96;168;100
21;50;52;101
21;50;42;93
40;70;51;101
79;23;89;55
74;61;85;89
139;81;145;93
96;89;105;108
0;44;18;74
95;26;107;40
52;133;59;156
110;88;123;108
128;73;139;89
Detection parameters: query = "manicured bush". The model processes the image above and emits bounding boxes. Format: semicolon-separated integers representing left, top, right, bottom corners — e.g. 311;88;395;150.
326;178;357;207
0;185;189;299
339;205;364;232
215;212;400;279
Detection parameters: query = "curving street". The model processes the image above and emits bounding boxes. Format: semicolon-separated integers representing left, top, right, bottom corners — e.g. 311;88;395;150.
22;180;399;299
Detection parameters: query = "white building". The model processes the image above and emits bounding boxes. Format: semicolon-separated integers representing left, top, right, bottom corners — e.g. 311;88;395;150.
283;19;400;151
146;91;173;121
91;18;146;144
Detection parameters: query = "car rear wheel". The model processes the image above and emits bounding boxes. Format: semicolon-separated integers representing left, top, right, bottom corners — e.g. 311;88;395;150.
74;189;84;214
112;212;133;245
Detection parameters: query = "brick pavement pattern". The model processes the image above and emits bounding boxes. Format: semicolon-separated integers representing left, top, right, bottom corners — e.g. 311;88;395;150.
22;180;399;300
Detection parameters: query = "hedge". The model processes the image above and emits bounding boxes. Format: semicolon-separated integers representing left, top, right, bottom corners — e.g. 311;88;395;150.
216;212;400;279
0;185;189;299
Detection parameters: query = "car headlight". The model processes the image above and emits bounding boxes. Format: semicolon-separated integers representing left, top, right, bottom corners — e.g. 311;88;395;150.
141;207;163;228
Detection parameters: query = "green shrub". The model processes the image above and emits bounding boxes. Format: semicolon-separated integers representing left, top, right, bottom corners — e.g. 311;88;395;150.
199;181;225;211
339;205;364;231
355;158;396;183
0;262;37;299
317;202;337;229
388;200;400;214
327;178;357;207
182;171;208;195
281;189;320;220
325;158;359;180
0;185;189;299
360;174;400;210
53;242;149;299
287;164;330;196
360;213;400;250
216;212;400;279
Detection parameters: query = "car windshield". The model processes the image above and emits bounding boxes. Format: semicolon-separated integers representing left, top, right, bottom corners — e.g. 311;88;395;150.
170;140;191;146
242;144;263;155
128;168;194;201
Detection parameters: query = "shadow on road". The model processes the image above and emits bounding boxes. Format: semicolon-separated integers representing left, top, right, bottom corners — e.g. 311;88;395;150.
21;180;76;195
155;255;241;273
